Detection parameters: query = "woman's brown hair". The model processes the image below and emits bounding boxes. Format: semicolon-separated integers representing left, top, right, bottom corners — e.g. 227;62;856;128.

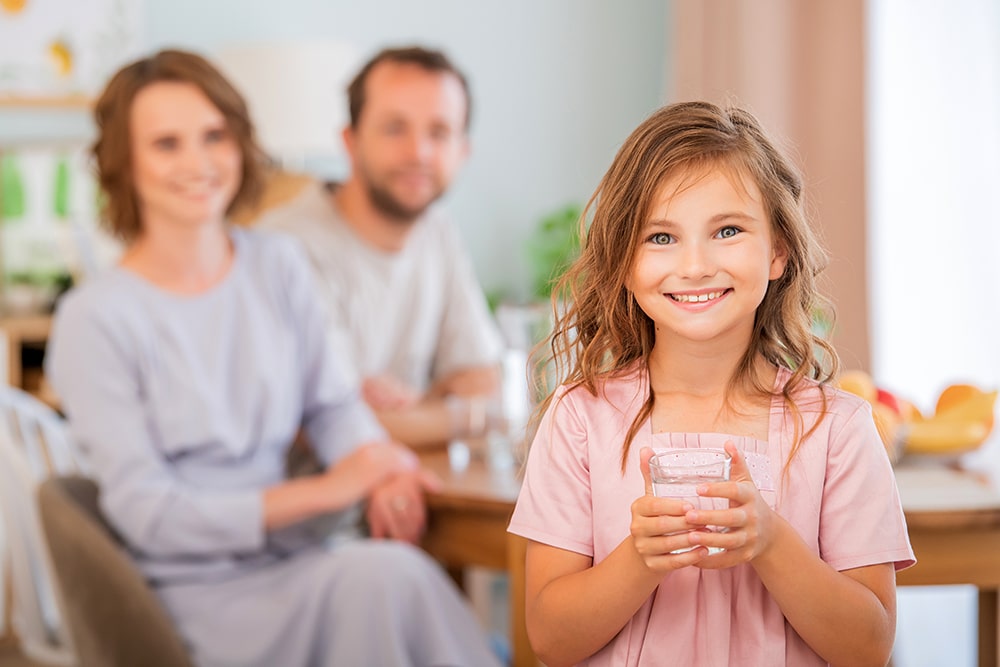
91;49;267;242
533;101;838;470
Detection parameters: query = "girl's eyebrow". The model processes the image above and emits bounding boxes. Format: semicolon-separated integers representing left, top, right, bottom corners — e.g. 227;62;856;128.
644;211;758;227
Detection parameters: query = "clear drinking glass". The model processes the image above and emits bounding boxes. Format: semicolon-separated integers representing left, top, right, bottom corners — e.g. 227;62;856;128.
649;448;732;554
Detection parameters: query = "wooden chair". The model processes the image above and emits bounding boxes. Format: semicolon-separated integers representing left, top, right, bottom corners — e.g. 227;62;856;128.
37;476;192;667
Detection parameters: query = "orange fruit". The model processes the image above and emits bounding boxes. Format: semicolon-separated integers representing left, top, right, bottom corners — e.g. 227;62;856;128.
935;387;997;432
895;397;924;423
935;383;982;415
836;369;878;403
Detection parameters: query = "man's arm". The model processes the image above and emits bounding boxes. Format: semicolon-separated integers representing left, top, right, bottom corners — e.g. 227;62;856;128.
369;365;501;448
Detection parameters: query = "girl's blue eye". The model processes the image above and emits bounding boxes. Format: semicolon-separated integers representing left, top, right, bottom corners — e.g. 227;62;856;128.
649;232;673;245
717;226;740;239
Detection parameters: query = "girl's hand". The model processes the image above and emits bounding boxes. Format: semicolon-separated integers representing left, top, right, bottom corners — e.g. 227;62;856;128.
684;441;776;567
367;467;442;544
630;446;710;573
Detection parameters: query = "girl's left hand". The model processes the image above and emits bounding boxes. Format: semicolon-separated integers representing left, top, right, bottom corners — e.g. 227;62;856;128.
684;441;776;568
366;467;442;544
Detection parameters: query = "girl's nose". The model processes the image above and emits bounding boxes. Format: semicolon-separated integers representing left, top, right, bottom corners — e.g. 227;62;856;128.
678;241;715;279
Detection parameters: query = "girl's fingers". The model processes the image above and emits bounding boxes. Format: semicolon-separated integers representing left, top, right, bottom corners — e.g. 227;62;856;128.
639;446;655;496
684;506;747;530
725;440;752;483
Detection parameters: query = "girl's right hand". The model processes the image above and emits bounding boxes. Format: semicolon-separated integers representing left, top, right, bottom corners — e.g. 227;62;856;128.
630;447;709;573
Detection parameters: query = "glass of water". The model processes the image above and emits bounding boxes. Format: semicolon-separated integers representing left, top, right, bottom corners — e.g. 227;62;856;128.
649;448;732;554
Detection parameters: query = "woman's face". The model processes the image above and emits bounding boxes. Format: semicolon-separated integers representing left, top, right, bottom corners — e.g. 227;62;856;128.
129;81;241;233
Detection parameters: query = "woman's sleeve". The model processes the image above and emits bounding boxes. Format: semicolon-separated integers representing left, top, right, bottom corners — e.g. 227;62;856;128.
820;400;916;572
508;387;596;557
278;237;386;466
46;295;265;558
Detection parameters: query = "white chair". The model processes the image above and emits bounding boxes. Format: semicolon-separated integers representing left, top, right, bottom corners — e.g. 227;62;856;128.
0;385;85;666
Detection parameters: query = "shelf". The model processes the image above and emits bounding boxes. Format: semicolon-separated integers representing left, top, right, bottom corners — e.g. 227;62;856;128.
0;94;92;109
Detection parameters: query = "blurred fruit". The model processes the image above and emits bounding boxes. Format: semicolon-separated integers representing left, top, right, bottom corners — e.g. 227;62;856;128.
896;397;924;423
48;39;73;78
935;388;997;430
902;384;997;456
903;420;991;455
0;0;26;14
871;402;903;461
837;370;901;459
836;369;878;403
876;388;902;416
935;383;981;415
834;372;998;460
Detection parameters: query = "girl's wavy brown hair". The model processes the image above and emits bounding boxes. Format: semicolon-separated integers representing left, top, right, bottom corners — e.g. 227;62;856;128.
532;101;838;471
91;49;267;242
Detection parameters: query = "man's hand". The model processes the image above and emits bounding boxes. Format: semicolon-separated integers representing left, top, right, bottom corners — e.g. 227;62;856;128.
362;375;421;410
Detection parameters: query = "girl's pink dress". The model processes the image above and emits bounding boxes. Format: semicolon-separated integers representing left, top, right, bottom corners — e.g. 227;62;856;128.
509;366;914;666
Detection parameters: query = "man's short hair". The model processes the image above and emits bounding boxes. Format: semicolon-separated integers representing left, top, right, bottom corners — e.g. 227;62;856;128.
347;46;471;130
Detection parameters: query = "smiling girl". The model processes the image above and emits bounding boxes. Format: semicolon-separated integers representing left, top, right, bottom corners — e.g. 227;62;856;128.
508;101;914;666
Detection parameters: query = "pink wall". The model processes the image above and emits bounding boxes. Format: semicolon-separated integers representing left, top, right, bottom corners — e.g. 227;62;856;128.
670;0;870;370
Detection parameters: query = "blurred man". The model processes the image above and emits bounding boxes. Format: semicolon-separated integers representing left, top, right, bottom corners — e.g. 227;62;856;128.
260;46;503;448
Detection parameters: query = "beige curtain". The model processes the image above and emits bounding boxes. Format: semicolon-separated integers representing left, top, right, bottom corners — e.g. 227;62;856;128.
668;0;869;371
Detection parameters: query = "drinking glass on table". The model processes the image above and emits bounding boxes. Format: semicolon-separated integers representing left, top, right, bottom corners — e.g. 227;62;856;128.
649;448;732;554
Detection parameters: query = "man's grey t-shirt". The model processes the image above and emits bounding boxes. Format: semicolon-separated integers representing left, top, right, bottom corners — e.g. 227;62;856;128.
259;182;503;391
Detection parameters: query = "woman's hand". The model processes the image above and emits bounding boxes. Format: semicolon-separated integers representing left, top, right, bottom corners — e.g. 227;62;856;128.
366;468;442;544
315;441;418;501
683;441;777;567
630;447;710;573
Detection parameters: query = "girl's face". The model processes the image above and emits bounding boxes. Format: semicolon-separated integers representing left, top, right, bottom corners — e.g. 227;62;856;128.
628;167;787;348
129;81;241;234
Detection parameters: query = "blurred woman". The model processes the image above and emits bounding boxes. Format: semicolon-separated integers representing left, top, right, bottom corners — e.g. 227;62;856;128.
46;49;501;667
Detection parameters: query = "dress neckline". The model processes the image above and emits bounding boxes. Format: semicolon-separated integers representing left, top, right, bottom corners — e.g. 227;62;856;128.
115;227;244;302
642;365;789;446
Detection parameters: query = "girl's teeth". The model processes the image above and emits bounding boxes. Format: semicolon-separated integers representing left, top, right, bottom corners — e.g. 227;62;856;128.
672;290;724;303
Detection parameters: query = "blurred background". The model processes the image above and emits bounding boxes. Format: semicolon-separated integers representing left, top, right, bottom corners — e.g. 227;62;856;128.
1;1;998;665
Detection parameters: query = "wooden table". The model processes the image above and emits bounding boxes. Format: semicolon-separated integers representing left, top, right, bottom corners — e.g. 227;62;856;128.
895;446;1000;667
418;446;535;667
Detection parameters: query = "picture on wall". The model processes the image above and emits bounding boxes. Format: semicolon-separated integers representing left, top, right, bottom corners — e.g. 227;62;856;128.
0;0;142;97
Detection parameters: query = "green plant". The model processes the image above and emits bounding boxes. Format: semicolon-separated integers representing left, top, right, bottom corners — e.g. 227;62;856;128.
525;203;582;301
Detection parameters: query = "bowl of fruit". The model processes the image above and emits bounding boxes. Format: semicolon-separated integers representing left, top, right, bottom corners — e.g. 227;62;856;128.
835;370;997;464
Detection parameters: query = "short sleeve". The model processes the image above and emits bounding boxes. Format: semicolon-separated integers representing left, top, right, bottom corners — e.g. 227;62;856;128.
819;401;916;572
508;387;595;557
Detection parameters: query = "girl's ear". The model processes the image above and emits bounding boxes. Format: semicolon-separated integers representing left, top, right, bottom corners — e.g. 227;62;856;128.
769;241;789;280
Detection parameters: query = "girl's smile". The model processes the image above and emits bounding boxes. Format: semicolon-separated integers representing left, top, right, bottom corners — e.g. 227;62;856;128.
667;288;732;307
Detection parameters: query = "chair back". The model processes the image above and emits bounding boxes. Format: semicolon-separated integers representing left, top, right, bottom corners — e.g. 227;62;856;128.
38;476;192;667
0;386;82;665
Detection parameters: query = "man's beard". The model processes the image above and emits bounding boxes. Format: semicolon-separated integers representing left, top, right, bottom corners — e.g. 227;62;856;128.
365;176;444;225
